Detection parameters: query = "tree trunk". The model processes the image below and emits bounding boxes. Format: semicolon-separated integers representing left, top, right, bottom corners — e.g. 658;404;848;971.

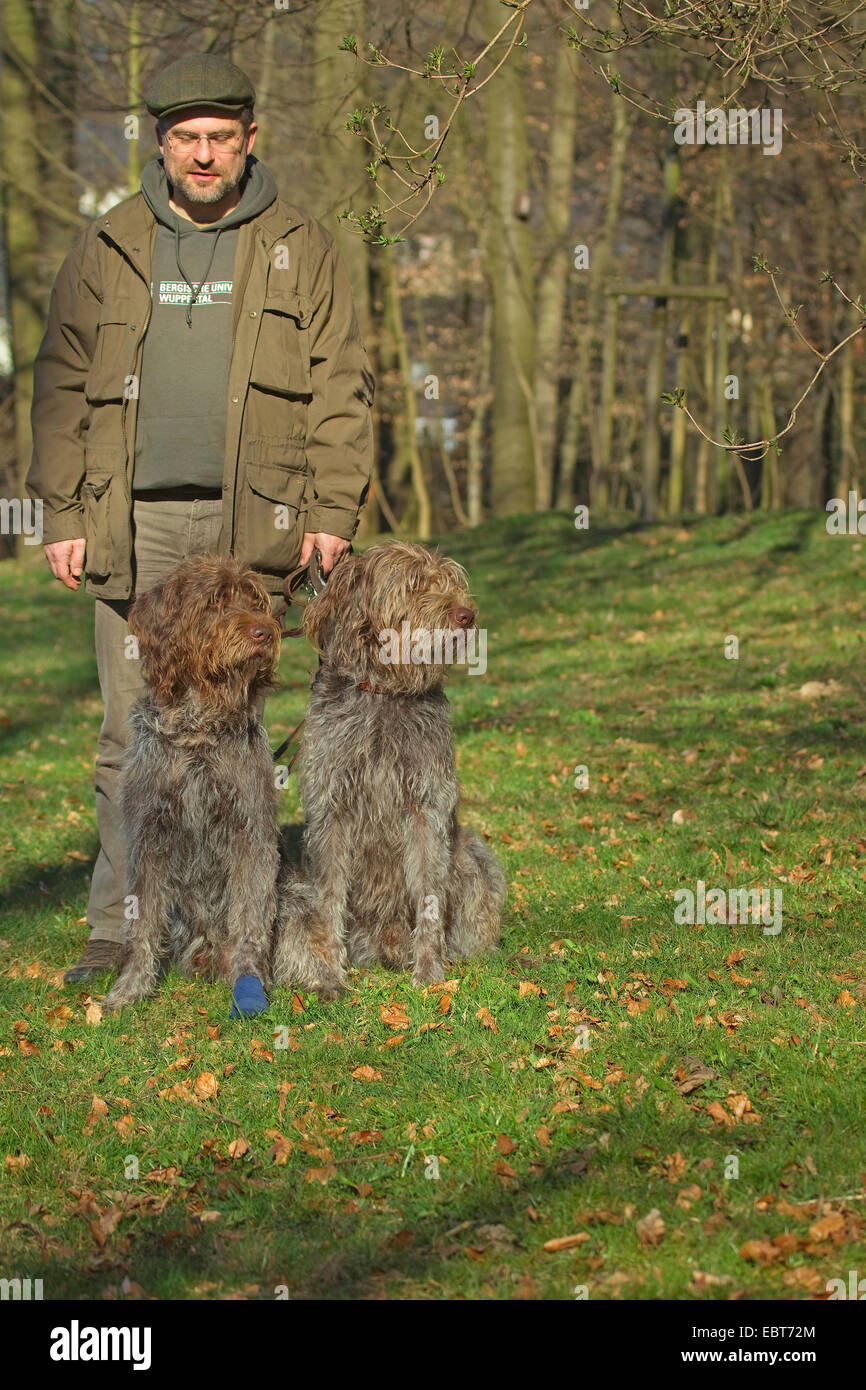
557;96;629;511
313;0;377;534
381;252;431;537
534;41;579;509
641;137;681;521
485;0;535;515
1;0;46;523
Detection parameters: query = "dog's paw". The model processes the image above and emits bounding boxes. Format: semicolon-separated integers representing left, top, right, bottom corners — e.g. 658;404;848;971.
411;959;447;989
101;990;134;1015
307;979;346;1003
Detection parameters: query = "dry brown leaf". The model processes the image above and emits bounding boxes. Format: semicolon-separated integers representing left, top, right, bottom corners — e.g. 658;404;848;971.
84;1095;109;1134
809;1212;845;1242
739;1239;781;1264
264;1131;294;1165
636;1208;665;1246
676;1184;703;1211
570;1069;602;1091
304;1164;337;1185
351;1064;382;1081
5;1152;32;1170
89;1205;122;1247
476;1007;498;1032
689;1270;736;1291
781;1267;824;1291
543;1233;590;1253
706;1100;735;1127
45;1004;74;1028
193;1071;218;1100
663;1152;688;1183
379;1001;411;1029
228;1137;249;1160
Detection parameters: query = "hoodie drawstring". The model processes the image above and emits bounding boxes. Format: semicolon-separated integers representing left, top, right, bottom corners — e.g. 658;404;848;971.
174;222;223;327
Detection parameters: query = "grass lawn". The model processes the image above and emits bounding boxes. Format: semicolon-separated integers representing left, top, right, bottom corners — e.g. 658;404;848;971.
2;508;865;1301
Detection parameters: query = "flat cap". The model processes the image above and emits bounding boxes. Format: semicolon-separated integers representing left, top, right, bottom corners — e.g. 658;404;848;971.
144;54;255;120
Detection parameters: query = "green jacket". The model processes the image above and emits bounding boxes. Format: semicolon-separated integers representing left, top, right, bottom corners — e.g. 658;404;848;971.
26;187;375;597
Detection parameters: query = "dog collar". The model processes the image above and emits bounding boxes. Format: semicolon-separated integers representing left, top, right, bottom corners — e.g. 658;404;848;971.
357;679;391;695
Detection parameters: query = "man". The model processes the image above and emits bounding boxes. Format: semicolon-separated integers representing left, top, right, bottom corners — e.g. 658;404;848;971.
26;54;375;982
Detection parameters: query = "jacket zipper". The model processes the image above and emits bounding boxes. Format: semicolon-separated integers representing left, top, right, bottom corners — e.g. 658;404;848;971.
107;229;153;597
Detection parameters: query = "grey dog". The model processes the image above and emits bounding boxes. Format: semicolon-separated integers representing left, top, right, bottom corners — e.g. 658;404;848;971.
273;540;505;997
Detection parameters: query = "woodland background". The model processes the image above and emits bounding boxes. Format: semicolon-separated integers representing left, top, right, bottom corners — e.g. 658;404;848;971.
2;0;866;546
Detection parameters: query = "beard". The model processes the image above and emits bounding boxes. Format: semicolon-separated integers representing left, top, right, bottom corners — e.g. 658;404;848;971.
169;162;246;205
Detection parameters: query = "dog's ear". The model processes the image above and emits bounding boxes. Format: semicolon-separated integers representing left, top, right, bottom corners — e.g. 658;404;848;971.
127;588;157;650
303;552;364;655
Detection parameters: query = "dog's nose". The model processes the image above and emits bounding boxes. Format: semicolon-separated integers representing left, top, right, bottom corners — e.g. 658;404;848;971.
249;623;272;644
452;607;475;629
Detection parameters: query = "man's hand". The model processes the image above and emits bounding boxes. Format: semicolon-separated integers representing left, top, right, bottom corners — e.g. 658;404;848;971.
44;538;86;590
300;531;350;577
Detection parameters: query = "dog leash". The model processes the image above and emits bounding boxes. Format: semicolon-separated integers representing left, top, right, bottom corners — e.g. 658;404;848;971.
271;548;332;766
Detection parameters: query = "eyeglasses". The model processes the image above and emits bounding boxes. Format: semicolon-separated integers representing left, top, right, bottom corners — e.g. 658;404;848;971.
164;129;245;153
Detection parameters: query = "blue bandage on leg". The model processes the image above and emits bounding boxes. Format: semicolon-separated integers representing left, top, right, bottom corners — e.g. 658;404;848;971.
229;975;269;1019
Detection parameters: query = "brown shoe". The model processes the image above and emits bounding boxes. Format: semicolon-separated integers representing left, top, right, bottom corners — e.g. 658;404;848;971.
63;939;125;984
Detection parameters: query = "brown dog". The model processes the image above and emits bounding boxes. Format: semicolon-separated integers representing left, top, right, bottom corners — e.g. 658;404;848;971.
102;554;283;1015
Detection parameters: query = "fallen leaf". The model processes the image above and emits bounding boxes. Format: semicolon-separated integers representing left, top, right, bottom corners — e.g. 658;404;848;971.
304;1164;337;1185
45;1004;74;1028
543;1233;590;1253
809;1212;845;1242
379;1002;411;1029
739;1239;781;1264
84;1095;109;1133
264;1131;294;1165
351;1065;382;1081
89;1205;122;1246
476;1007;498;1032
636;1208;665;1246
193;1071;218;1101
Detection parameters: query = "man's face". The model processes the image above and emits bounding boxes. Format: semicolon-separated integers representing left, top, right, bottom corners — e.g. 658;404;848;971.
158;110;256;206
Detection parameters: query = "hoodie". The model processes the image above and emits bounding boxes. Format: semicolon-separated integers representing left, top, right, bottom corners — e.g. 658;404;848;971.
133;156;277;493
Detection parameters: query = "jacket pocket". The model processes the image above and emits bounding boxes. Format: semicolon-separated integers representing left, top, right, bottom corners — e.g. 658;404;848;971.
82;472;113;577
249;291;313;398
238;454;307;572
85;298;137;403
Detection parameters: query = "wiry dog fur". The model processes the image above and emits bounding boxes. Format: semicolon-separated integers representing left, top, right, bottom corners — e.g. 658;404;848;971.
273;541;505;996
102;554;283;1012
